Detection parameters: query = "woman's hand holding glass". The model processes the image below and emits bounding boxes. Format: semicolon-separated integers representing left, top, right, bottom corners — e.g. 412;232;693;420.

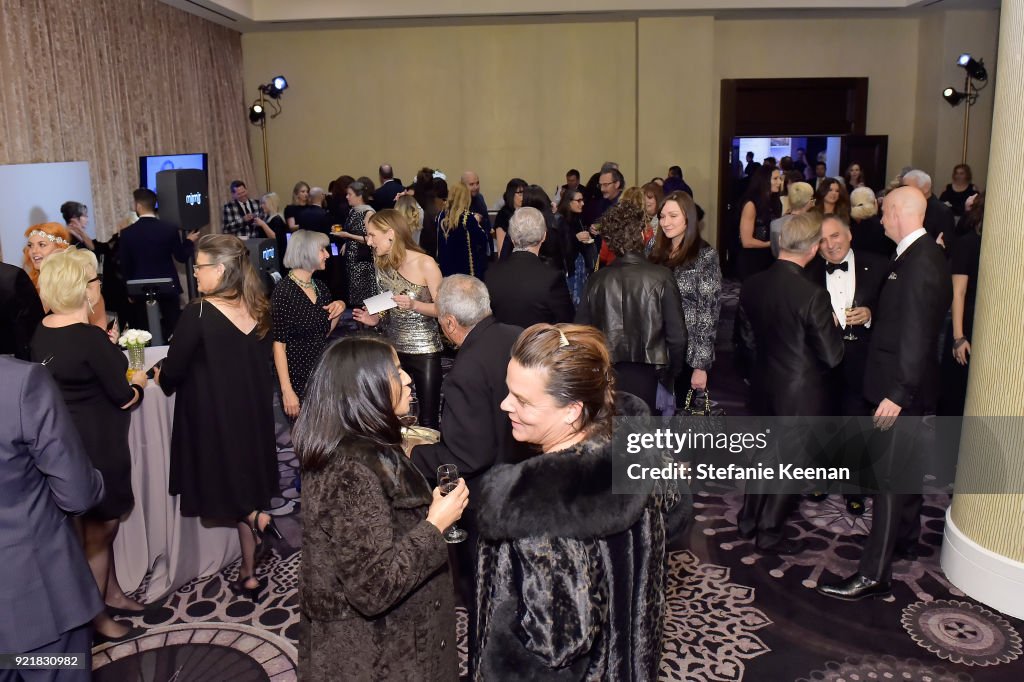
426;478;468;535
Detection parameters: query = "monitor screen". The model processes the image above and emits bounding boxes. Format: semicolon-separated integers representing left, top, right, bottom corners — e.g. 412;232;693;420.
139;153;207;193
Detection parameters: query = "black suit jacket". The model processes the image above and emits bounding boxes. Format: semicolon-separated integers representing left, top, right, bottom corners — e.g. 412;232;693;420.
924;195;955;245
863;234;952;410
807;250;889;411
0;263;44;360
737;259;845;416
372;178;404;211
485;251;574;328
0;359;104;652
119;216;193;293
411;317;531;502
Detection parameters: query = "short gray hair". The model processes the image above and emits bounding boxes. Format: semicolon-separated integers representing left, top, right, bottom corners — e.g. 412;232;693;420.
779;212;822;254
283;229;328;270
901;170;932;193
849;187;878;220
437;275;491;327
308;187;325;206
509;207;546;249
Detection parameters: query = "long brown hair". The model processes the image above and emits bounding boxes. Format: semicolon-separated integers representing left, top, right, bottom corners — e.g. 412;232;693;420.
649;191;702;269
813;178;851;222
511;324;615;438
367;209;425;271
197;234;270;338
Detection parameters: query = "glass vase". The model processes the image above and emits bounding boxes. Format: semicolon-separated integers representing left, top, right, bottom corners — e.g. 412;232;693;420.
128;344;146;373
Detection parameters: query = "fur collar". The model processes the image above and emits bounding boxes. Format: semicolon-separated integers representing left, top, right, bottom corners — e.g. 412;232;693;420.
337;437;433;509
476;436;651;540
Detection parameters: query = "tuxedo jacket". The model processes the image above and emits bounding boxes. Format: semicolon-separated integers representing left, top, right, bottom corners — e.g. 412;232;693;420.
410;317;532;504
485;251;574;328
0;263;44;360
863;235;952;410
372;178;404;211
119;216;193;293
0;359;104;652
737;259;845;416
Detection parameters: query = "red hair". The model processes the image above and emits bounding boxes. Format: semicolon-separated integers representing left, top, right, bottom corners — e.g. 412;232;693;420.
23;223;71;288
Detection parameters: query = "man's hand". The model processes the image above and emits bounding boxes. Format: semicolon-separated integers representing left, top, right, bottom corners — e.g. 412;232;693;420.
873;398;902;431
186;230;201;243
846;306;871;326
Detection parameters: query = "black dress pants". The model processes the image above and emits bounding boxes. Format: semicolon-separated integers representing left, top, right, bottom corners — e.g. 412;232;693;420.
398;352;442;429
612;362;658;414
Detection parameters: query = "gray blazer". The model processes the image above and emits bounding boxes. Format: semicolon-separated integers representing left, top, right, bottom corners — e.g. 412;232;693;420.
0;358;104;652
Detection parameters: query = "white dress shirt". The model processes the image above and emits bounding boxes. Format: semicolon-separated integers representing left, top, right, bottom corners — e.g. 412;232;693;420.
825;250;856;328
895;227;927;259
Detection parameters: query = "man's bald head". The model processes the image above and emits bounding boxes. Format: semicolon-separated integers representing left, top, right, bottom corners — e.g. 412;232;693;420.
462;171;480;196
880;186;927;242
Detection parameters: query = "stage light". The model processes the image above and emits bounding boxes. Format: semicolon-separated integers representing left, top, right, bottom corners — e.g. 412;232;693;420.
956;54;987;82
942;88;966;107
272;76;288;92
249;103;266;124
261;75;289;100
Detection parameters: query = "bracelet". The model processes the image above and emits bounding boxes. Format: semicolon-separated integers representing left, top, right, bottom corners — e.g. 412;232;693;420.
953;337;968;350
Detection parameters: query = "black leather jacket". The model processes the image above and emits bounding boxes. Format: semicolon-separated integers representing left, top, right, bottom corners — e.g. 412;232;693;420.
576;253;688;380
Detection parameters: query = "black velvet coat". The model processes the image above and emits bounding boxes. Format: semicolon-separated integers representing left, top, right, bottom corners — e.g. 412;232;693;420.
299;437;456;681
474;435;689;680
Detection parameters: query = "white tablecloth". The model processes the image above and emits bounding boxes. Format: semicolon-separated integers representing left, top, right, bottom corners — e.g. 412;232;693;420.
113;345;239;601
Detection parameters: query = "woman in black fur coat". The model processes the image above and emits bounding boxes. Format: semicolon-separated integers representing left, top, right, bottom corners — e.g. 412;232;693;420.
474;323;689;680
294;337;469;681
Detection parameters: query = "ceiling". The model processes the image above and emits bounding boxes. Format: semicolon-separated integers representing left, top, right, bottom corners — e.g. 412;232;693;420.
159;0;1000;32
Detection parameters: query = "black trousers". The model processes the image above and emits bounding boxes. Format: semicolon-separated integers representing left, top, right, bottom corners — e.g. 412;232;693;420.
858;404;926;582
0;623;93;682
398;352;442;430
612;362;658;414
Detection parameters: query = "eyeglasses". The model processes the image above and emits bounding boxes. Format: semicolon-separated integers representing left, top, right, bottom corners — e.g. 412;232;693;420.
192;263;219;273
88;275;102;284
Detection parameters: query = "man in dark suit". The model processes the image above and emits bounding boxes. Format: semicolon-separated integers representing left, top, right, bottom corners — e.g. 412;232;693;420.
0;261;44;360
409;274;531;678
902;170;955;247
735;212;845;554
120;188;199;336
297;187;332;234
485;207;574;328
372;164;403;210
0;358;105;672
817;186;952;601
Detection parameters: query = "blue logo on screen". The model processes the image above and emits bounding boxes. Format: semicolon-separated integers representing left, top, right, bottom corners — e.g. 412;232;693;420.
185;192;202;206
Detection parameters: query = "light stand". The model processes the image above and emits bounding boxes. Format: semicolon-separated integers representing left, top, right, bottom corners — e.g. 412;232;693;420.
942;54;987;165
248;76;288;192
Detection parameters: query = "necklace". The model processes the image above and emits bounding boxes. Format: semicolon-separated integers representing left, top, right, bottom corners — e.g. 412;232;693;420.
289;272;314;289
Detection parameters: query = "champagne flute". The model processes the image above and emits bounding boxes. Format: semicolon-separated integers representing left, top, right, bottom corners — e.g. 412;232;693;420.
436;464;467;544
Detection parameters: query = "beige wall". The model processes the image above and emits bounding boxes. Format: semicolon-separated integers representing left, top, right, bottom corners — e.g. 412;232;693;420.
243;10;999;246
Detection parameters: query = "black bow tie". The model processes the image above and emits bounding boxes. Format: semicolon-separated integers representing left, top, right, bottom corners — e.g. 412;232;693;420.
826;261;849;274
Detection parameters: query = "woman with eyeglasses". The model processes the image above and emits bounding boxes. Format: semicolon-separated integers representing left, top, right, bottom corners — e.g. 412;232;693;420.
494;178;528;262
555;188;596;305
31;247;148;644
155;235;281;601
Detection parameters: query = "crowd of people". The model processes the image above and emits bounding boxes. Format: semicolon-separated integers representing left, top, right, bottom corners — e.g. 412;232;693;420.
0;153;984;678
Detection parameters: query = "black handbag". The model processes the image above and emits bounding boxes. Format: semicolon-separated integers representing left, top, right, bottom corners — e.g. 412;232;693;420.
678;389;726;418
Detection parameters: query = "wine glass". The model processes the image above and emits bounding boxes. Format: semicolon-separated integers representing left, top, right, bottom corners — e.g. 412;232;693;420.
436;464;467;544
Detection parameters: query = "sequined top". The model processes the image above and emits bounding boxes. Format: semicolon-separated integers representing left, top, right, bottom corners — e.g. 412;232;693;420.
376;267;443;354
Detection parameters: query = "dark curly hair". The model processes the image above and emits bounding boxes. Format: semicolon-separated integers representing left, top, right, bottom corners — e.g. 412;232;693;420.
599;201;647;256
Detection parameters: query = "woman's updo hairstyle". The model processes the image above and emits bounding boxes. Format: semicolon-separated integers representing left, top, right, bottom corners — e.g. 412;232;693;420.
511;323;615;437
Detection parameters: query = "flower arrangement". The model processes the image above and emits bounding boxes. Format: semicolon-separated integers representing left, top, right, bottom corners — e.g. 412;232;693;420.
118;328;153;348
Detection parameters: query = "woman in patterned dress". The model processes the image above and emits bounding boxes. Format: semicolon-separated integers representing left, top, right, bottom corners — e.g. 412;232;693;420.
337;180;377;307
648;190;723;407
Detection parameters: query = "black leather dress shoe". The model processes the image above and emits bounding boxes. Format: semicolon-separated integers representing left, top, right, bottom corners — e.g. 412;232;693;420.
816;573;891;601
756;538;806;555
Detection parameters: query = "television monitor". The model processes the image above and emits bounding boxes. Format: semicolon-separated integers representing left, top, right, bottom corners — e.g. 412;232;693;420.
139;153;208;193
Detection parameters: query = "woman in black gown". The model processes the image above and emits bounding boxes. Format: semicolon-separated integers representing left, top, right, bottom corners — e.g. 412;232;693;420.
337;180;377;308
156;234;281;601
31;247;148;642
271;230;345;421
736;166;782;281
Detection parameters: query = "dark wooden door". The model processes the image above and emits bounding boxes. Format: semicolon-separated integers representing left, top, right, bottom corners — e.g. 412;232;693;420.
840;135;889;191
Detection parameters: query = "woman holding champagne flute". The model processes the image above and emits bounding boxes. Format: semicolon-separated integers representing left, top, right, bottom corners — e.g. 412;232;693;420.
295;336;468;681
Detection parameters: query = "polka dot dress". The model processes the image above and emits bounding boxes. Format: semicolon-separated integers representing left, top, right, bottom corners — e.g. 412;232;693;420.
271;277;332;401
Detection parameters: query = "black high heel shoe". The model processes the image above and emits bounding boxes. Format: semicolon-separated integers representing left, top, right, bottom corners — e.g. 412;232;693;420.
228;576;267;601
249;512;286;563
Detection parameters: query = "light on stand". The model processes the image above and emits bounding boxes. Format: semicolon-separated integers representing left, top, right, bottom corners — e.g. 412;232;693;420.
942;53;987;164
942;88;966;107
247;75;289;191
248;103;266;124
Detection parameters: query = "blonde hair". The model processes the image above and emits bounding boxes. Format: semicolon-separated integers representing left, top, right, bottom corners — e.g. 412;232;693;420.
849;187;879;220
779;212;823;254
442;183;471;232
368;209;424;271
395;195;423;235
261;192;282;220
38;247;97;314
620;186;645;211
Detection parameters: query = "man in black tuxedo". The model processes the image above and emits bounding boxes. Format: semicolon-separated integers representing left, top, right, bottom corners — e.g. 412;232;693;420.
372;164;403;210
902;170;955;248
485;207;574;328
735;212;845;554
120;188;199;336
0;261;44;360
409;274;531;677
817;186;952;601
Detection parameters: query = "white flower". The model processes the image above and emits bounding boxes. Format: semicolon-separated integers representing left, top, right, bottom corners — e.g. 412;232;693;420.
118;328;153;348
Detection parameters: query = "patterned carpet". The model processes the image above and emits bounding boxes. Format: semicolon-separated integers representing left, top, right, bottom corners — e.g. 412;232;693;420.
89;283;1024;681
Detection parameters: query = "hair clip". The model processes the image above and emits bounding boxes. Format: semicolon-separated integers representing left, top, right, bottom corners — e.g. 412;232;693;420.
28;230;69;247
556;328;570;348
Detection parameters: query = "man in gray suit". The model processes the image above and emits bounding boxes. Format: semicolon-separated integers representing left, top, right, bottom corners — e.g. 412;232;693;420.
0;358;105;680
